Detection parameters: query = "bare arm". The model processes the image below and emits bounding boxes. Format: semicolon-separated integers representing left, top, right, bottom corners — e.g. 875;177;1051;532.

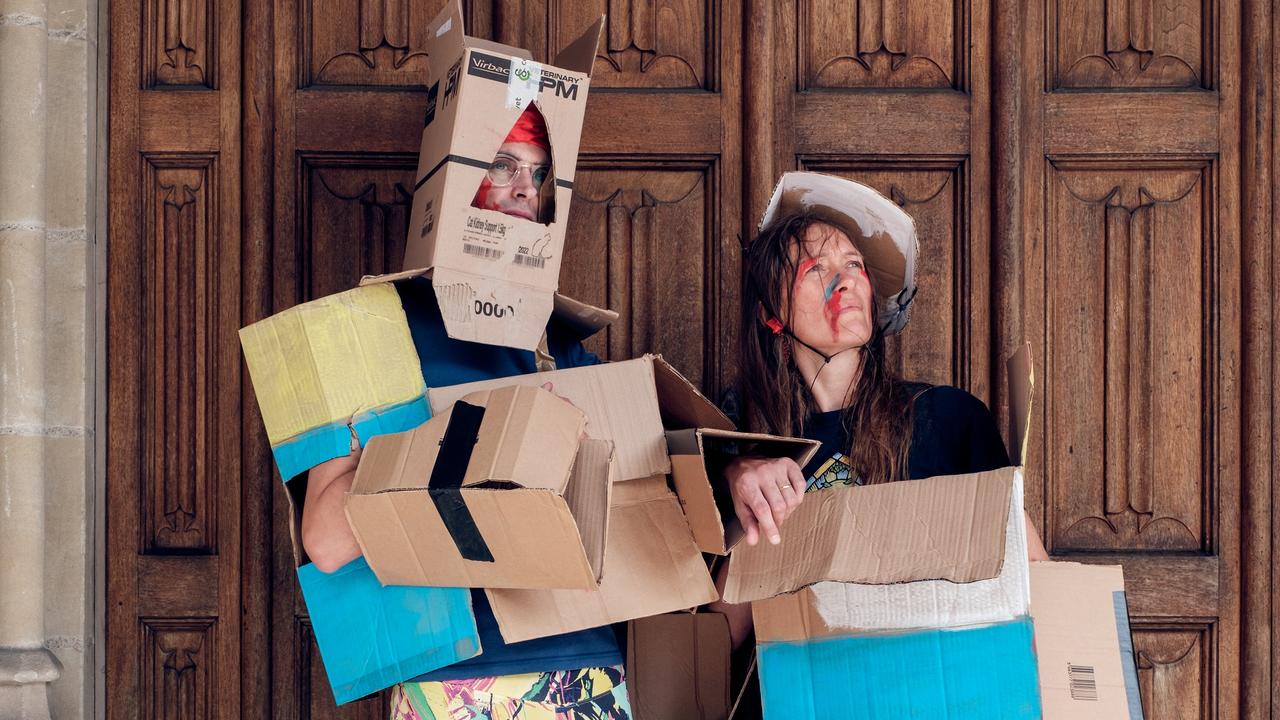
1025;511;1049;561
301;449;364;573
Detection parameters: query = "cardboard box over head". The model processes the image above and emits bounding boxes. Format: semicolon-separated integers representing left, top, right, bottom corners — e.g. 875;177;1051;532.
346;385;615;591
239;283;429;482
428;355;737;642
362;0;606;351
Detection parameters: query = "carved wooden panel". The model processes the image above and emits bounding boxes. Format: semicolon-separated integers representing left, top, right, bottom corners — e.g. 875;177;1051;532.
1046;160;1212;552
144;0;217;88
299;0;441;88
141;154;219;554
1132;624;1212;719
295;618;389;719
142;618;216;720
801;160;966;388
560;161;711;386
551;0;710;89
298;156;415;300
797;0;958;90
1049;0;1211;89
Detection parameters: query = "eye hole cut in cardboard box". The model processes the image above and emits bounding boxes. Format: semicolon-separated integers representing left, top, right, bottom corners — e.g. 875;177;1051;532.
345;384;616;591
361;0;611;352
426;355;817;644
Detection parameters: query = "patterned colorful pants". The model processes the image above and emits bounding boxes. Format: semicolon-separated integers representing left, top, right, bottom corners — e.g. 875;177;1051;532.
390;665;632;720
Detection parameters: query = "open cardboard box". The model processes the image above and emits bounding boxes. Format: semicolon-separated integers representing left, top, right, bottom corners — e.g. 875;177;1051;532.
362;0;612;351
428;355;744;642
720;347;1047;718
345;385;615;591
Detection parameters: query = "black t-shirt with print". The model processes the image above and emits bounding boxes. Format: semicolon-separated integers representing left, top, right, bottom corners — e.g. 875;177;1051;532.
801;383;1011;490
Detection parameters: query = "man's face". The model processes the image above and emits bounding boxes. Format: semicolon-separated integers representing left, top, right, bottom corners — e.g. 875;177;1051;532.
474;141;550;222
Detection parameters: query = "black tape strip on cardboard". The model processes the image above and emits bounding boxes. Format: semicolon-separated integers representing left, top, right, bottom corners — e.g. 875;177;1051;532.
427;401;494;562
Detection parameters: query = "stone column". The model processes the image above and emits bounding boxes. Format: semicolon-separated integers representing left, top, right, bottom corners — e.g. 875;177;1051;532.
0;0;64;717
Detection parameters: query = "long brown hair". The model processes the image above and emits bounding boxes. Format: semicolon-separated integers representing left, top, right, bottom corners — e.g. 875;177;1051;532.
741;211;914;484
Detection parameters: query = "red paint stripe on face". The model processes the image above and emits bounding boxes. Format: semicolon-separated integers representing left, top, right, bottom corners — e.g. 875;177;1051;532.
795;258;817;287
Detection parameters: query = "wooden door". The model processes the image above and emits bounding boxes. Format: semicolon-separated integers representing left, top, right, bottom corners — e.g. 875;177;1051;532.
1011;4;1261;719
105;0;248;715
106;0;1273;718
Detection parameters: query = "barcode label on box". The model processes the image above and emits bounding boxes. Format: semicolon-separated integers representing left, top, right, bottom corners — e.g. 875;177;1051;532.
1068;663;1098;701
463;243;502;261
513;254;546;269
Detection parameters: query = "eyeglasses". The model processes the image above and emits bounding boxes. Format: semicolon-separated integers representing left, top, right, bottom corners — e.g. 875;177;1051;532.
487;154;551;189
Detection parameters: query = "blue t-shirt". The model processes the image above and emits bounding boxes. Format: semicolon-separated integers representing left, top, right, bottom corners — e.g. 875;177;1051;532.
396;277;623;681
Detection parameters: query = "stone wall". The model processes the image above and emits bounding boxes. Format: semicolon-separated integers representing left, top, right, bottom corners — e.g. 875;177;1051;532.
0;0;98;717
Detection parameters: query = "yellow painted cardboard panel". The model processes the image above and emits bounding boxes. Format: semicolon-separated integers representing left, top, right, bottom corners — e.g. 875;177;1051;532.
240;284;424;446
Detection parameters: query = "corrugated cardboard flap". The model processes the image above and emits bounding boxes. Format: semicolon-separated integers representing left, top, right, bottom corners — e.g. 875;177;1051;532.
486;475;719;643
552;293;619;342
668;428;821;555
429;356;670;482
239;283;426;480
723;468;1014;604
459;386;584;492
652;357;734;431
358;270;616;343
429;266;556;352
627;612;731;720
552;15;605;76
752;468;1032;642
563;439;614;581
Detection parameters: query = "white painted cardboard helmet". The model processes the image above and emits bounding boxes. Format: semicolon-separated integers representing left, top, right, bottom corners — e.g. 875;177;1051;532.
759;172;919;335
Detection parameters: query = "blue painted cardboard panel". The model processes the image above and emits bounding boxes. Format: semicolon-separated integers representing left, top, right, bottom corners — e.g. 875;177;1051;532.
297;556;481;705
272;395;431;482
758;617;1042;720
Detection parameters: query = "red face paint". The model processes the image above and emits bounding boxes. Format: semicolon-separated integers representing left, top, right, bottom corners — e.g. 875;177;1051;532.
794;258;817;287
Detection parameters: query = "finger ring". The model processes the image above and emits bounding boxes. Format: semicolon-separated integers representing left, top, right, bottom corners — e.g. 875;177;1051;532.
779;484;792;492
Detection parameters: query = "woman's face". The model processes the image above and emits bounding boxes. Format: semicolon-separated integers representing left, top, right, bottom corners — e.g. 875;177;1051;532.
783;222;874;356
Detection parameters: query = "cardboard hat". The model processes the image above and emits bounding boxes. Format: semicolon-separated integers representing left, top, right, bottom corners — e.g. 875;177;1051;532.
759;172;919;335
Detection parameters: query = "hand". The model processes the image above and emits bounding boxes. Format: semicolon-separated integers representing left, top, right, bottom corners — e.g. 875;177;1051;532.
725;456;806;546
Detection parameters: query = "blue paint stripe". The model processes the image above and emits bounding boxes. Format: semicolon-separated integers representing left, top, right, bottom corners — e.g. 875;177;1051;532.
297;556;480;705
1112;591;1146;719
823;273;842;302
271;395;432;481
758;618;1042;720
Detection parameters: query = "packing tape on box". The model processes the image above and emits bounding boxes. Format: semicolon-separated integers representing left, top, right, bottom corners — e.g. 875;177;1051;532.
507;58;542;110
